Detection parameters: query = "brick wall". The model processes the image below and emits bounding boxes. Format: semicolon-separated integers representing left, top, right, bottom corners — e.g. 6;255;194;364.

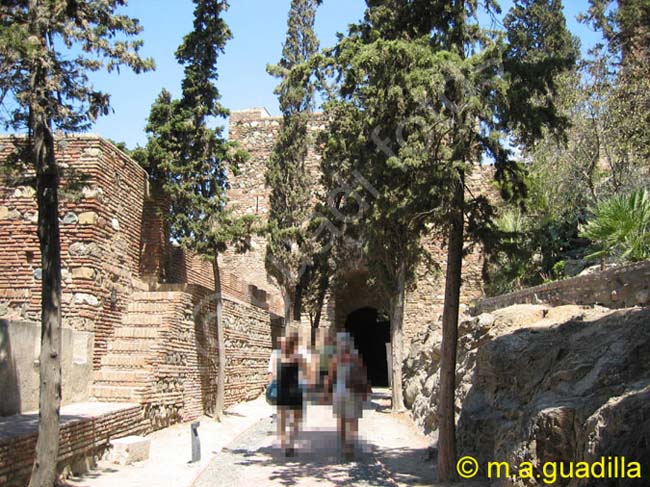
1;135;283;423
0;134;288;484
472;260;650;315
0;403;146;487
139;186;170;281
0;135;148;370
223;296;283;405
223;108;327;301
93;286;280;431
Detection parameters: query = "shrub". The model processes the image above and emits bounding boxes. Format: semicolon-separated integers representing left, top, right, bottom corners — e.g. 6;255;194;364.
581;189;650;262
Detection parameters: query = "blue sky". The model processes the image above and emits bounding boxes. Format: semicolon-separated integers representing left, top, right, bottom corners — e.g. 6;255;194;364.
26;0;604;149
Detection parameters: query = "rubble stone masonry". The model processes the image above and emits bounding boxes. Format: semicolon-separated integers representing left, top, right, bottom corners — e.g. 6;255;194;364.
0;134;282;424
226;109;491;346
0;135;147;370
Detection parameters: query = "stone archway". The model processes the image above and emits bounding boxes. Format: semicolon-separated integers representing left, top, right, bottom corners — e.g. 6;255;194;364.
345;307;390;387
333;270;391;388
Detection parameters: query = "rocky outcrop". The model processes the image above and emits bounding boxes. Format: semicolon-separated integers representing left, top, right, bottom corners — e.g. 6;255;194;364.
403;304;650;486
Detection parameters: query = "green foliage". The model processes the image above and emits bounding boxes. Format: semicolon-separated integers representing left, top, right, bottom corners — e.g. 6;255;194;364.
581;189;650;262
141;0;254;258
0;1;154;132
502;0;580;145
486;0;650;294
484;204;588;296
319;0;576;300
265;0;320;307
581;0;650;62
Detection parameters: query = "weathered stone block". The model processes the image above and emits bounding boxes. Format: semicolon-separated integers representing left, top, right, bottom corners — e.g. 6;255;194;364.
62;212;79;224
73;293;99;306
0;206;8;219
109;436;150;465
2;209;21;220
78;211;98;225
81;186;104;199
72;267;95;280
13;186;35;198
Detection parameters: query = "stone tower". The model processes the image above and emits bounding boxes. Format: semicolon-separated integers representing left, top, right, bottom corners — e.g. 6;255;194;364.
225;108;489;384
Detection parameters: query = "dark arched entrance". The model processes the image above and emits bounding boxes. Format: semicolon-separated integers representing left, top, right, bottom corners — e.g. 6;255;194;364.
345;307;390;387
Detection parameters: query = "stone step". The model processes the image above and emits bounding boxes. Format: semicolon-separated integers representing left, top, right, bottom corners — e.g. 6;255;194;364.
126;301;170;313
93;369;152;384
114;327;159;339
107;340;156;353
91;385;143;402
109;436;151;465
121;313;164;326
100;354;149;368
130;291;187;302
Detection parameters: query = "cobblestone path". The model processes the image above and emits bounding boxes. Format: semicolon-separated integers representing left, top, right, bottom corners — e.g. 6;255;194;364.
192;391;479;487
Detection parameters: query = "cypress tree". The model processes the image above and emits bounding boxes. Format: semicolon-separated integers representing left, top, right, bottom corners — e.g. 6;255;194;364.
141;0;254;421
0;2;153;485
266;0;320;327
319;1;576;480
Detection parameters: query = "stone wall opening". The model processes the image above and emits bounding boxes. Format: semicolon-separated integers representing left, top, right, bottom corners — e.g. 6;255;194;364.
344;307;390;387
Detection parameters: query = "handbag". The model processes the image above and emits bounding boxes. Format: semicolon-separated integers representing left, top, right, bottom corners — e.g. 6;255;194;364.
266;379;278;405
266;355;281;405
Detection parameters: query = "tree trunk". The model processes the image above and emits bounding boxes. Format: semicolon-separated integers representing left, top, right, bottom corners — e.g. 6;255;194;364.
212;257;225;421
293;278;304;327
311;266;330;333
28;92;63;487
283;290;294;329
437;171;465;483
389;260;407;412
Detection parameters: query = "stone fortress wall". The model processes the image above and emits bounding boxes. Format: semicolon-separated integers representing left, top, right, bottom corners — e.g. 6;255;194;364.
226;108;489;345
0;135;283;423
223;108;331;325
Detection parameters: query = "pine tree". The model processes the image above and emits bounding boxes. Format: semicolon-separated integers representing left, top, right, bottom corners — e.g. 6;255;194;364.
583;0;650;64
141;0;253;420
581;0;650;173
0;2;153;485
319;0;576;480
265;0;320;328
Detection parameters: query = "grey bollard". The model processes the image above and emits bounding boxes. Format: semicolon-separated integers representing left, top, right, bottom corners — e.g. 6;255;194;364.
191;421;201;463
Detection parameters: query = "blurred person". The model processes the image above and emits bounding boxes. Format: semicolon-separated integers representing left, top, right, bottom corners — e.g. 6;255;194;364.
276;332;306;456
325;331;369;458
297;329;315;394
316;328;337;403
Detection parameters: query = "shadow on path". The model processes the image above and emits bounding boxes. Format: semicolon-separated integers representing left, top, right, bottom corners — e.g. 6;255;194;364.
193;415;397;486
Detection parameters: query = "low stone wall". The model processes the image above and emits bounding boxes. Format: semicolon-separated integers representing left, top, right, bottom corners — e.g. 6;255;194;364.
0;402;146;487
472;261;650;315
403;304;650;487
0;320;93;416
93;285;280;430
223;297;283;406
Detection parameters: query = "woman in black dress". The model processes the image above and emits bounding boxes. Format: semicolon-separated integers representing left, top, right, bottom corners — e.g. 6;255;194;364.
276;332;305;456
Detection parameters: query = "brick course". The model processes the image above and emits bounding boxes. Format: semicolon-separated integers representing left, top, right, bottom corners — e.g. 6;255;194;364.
0;134;285;483
0;403;146;487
